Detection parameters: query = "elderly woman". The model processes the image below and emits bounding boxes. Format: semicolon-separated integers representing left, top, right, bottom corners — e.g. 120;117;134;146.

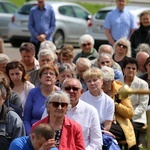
101;66;138;150
112;37;131;69
5;60;34;111
59;45;76;70
119;57;149;147
97;52;123;80
23;64;59;135
73;34;98;64
81;67;114;131
57;63;76;87
19;43;39;73
29;49;55;86
130;11;150;58
32;91;85;150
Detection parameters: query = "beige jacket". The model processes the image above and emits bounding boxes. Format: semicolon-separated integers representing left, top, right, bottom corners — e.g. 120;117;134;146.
112;81;136;148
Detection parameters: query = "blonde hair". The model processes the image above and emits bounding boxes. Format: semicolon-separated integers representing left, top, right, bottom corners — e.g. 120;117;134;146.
83;67;103;82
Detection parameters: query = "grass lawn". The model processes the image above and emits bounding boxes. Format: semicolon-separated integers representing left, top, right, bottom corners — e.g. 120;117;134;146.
9;0;108;14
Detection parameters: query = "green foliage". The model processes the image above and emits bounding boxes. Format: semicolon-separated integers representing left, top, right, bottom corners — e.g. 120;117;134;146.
9;0;107;14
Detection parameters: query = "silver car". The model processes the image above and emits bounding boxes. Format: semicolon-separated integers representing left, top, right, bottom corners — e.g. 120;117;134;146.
88;5;150;49
0;0;18;40
8;1;91;49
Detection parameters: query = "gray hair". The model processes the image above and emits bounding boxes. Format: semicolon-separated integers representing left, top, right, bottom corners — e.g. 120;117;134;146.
59;63;76;78
135;43;150;55
101;66;114;81
79;34;94;47
45;91;71;110
38;49;55;61
39;41;56;52
98;52;112;61
76;57;92;68
98;44;114;55
0;54;10;64
113;37;131;57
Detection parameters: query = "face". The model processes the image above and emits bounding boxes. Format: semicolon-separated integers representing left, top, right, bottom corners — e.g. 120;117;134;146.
31;134;47;150
21;51;34;65
59;70;73;85
98;56;112;68
39;69;57;86
146;62;150;74
81;40;93;54
60;55;72;64
102;80;113;95
115;42;128;55
47;97;68;118
0;63;7;73
39;55;53;67
123;63;137;79
140;14;150;27
86;77;103;95
9;68;23;83
37;0;45;7
76;64;89;79
116;0;126;10
63;79;83;108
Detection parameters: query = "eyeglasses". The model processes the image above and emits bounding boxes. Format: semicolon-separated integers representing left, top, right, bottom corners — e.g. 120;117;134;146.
100;61;111;65
64;86;81;91
82;43;91;47
50;102;68;108
42;72;55;76
117;43;127;49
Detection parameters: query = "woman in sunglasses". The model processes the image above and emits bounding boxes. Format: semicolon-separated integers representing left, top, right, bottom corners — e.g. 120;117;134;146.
32;91;85;150
5;60;34;112
112;37;131;69
23;64;59;135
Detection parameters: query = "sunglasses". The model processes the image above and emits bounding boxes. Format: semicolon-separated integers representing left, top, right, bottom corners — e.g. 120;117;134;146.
82;43;91;47
117;43;127;49
50;102;68;108
64;87;80;91
100;61;110;65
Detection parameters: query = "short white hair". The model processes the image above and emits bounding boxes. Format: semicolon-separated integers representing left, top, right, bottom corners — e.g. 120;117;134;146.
101;66;114;81
76;57;92;68
79;34;94;47
39;41;56;52
38;49;55;61
0;54;10;64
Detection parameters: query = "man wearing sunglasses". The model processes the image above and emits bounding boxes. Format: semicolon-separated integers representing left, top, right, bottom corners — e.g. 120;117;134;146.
62;78;103;150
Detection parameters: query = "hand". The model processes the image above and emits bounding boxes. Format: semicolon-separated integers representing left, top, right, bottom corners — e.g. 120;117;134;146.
39;139;56;150
102;130;116;139
37;34;46;42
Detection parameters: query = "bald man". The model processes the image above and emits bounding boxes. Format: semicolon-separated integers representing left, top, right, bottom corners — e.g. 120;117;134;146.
136;51;149;76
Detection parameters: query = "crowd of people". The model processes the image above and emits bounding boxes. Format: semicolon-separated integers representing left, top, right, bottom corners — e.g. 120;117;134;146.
0;0;150;150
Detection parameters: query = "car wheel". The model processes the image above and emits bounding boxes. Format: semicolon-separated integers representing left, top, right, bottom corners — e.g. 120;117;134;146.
10;40;22;47
53;30;64;49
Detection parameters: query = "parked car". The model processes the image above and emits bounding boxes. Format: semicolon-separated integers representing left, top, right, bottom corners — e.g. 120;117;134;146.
0;0;18;40
88;5;150;49
8;1;92;49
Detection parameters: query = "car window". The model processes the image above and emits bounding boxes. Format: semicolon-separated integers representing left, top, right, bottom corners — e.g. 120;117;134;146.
73;6;89;20
0;3;5;13
95;10;110;20
59;6;75;17
3;2;17;13
18;4;36;15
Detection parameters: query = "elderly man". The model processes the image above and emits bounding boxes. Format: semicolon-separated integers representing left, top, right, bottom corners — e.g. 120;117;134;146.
62;78;103;150
73;34;98;64
136;51;149;76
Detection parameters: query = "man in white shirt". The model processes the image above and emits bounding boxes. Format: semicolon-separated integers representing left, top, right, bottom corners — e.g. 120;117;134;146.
62;78;103;150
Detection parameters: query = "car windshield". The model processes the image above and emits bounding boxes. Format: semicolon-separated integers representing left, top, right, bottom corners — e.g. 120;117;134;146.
95;10;110;20
18;4;37;15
